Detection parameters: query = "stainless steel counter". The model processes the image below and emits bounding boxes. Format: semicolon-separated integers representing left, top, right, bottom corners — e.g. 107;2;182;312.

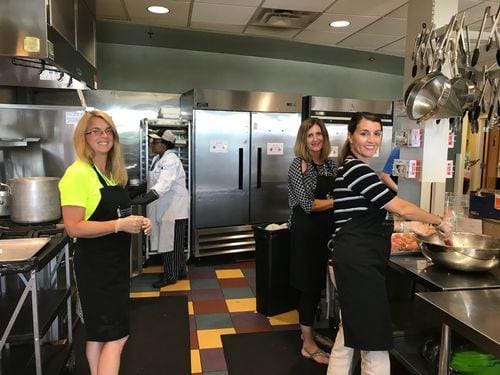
416;289;500;374
389;255;500;291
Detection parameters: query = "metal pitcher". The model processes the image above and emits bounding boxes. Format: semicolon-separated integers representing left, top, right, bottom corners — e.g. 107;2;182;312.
0;183;11;217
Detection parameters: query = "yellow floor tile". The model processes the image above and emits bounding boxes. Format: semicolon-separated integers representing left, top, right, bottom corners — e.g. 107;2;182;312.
190;349;201;373
188;301;194;315
197;328;235;349
268;309;299;326
130;291;159;298
142;265;163;274
160;279;191;292
225;298;256;313
215;269;244;279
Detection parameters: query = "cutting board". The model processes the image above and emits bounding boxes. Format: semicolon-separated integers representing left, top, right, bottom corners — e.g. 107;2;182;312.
0;238;51;262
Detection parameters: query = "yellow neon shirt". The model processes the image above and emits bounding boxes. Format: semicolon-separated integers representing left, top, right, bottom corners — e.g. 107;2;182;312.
59;160;116;220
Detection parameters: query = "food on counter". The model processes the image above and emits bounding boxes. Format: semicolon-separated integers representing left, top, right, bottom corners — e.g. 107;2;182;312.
391;233;419;252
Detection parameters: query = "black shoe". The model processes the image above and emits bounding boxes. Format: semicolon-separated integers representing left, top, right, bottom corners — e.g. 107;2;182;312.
152;277;177;288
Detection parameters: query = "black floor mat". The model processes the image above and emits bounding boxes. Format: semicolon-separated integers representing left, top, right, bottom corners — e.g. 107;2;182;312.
71;296;190;375
222;330;329;375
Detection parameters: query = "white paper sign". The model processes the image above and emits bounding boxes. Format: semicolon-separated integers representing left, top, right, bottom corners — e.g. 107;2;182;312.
267;142;284;155
65;111;84;125
329;146;338;158
209;140;228;153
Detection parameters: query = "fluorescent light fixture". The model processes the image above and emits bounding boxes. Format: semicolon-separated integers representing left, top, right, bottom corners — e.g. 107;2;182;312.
330;20;350;28
147;6;170;14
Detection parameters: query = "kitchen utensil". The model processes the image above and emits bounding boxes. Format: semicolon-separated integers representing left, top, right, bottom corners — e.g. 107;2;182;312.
0;238;50;262
451;77;479;109
0;183;10;217
485;4;500;51
8;177;61;224
431;15;456;72
405;72;462;122
471;6;490;66
416;232;500;272
411;32;423;77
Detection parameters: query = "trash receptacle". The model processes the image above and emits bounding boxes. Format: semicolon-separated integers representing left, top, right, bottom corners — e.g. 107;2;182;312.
253;225;297;316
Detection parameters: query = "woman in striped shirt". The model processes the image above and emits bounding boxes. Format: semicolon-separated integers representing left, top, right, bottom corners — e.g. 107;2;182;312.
326;112;452;375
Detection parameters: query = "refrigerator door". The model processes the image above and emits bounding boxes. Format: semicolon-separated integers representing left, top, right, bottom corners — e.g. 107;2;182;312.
250;112;301;224
326;124;349;164
193;110;250;228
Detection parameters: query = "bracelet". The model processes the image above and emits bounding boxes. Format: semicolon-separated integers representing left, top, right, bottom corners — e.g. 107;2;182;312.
114;218;121;233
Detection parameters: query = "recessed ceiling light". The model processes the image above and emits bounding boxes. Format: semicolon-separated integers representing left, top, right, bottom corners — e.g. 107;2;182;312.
147;6;169;14
330;20;350;28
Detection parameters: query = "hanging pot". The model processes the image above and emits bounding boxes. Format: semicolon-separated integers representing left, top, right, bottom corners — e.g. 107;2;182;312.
8;177;61;224
0;183;11;217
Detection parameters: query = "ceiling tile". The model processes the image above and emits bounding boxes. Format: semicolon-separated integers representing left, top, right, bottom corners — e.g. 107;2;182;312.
382;37;406;49
463;1;500;25
97;0;129;20
386;4;408;19
362;17;407;36
190;21;245;33
339;33;402;49
262;0;334;12
195;0;261;5
191;2;257;25
244;25;300;38
326;0;408;17
294;29;350;46
458;0;487;12
306;13;378;33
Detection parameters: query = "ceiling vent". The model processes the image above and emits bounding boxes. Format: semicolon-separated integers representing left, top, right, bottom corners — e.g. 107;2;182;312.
249;8;320;29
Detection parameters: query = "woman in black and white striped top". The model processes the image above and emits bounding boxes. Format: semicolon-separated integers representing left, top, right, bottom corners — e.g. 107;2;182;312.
327;112;453;375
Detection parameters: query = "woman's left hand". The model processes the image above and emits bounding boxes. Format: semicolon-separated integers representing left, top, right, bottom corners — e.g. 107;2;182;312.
142;218;152;235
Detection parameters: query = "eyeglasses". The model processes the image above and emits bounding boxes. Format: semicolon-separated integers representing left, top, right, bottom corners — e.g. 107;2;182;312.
85;127;115;137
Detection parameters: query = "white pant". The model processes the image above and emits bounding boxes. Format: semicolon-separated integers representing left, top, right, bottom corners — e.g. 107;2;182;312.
326;325;390;375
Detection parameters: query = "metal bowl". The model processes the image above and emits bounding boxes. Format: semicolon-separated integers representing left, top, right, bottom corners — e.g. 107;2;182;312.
416;232;500;272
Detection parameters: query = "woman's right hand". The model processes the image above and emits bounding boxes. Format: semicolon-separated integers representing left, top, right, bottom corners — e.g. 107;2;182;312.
115;215;146;234
436;208;454;242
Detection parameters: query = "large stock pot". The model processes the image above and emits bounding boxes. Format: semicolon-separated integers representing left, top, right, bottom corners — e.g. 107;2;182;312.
8;177;61;223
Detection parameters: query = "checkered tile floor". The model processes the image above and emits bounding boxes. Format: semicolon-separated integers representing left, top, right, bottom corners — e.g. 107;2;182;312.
130;259;300;375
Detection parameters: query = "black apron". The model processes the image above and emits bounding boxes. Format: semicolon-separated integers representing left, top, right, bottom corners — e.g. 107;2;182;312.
290;164;334;292
74;166;132;342
331;205;394;350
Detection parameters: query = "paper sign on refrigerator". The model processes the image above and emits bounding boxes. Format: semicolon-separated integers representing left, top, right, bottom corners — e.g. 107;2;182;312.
209;140;228;153
267;142;284;155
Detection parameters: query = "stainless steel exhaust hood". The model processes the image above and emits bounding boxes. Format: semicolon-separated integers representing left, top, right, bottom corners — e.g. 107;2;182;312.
0;0;97;90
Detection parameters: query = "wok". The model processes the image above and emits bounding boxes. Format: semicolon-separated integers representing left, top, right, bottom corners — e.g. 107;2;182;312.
416;232;500;272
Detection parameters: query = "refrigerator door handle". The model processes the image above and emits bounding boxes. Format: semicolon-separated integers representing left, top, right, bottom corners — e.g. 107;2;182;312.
238;148;243;189
256;147;262;188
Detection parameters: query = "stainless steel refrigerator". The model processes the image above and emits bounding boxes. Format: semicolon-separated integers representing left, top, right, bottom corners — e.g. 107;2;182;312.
302;96;394;174
181;89;301;257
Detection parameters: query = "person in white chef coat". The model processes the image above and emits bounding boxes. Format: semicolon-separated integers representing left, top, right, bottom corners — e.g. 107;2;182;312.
132;129;189;288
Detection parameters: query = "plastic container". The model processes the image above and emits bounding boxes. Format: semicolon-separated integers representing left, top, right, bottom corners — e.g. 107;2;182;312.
253;225;297;316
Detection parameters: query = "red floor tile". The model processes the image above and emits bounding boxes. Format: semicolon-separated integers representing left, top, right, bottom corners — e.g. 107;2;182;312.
218;277;249;288
193;299;229;314
231;311;273;333
199;348;227;372
190;328;199;349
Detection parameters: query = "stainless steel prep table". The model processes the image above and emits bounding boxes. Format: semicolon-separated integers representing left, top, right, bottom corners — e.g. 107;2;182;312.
389;255;500;291
388;255;500;374
416;290;500;374
0;234;72;375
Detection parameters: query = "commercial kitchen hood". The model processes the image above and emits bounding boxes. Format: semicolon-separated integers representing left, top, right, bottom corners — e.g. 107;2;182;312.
0;0;97;90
